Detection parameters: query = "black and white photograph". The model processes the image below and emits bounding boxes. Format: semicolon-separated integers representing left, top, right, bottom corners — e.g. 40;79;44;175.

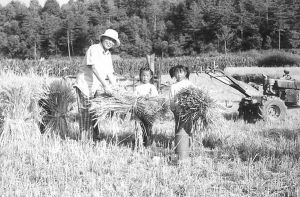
0;0;299;196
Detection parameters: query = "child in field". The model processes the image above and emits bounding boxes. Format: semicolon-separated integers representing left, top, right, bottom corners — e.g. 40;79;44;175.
134;66;158;98
169;65;196;160
134;66;158;147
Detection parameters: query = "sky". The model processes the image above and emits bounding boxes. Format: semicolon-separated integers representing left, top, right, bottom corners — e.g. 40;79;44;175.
0;0;70;7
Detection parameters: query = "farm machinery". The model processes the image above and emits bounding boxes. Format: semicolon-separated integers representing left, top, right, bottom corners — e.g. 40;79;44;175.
204;68;300;122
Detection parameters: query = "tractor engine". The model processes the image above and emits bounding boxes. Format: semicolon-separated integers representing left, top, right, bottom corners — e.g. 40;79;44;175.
263;77;300;106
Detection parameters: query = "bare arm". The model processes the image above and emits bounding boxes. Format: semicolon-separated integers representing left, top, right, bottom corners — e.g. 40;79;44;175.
169;87;176;112
107;72;116;86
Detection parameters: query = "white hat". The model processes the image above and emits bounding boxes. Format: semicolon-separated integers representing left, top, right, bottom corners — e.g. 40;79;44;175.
99;29;120;47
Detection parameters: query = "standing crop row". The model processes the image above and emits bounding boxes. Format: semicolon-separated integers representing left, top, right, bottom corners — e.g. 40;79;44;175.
0;55;256;77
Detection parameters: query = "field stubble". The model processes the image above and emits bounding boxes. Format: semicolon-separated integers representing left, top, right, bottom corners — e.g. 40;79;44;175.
0;71;299;196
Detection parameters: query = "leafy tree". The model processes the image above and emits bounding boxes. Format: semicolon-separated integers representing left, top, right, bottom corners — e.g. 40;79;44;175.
40;13;62;57
6;35;27;58
0;2;31;58
86;1;105;26
287;30;300;48
21;13;42;59
61;4;76;58
29;0;42;14
60;0;89;57
216;25;235;53
168;40;183;56
245;34;263;49
3;20;20;35
0;32;8;57
263;35;272;49
183;1;207;53
25;0;42;59
145;1;166;38
0;0;299;58
42;0;61;17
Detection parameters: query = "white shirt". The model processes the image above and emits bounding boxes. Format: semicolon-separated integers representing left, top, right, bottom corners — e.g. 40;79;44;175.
134;83;158;97
75;43;114;97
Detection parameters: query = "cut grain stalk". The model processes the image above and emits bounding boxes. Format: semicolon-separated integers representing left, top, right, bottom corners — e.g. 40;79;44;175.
174;87;221;130
90;88;169;127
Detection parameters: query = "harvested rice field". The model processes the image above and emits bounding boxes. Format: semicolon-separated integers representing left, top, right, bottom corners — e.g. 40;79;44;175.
0;70;300;197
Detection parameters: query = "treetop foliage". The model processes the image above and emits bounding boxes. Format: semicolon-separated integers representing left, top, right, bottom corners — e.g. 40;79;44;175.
0;0;299;59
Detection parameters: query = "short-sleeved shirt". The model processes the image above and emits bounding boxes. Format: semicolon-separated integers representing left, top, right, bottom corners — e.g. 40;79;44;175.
75;43;114;97
134;83;158;97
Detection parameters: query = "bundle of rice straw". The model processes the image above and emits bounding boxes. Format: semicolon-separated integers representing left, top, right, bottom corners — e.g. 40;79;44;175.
39;79;77;138
90;89;168;126
133;96;169;125
173;87;219;128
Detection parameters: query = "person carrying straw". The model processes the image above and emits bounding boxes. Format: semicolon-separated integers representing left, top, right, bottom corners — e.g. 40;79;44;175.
169;65;196;162
134;66;159;147
74;29;120;140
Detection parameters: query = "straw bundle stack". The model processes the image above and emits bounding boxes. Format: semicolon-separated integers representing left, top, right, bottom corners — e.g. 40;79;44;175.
39;79;77;138
173;87;218;128
91;89;168;126
133;96;169;125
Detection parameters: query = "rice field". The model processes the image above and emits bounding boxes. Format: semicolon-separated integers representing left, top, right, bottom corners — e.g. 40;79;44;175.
0;69;300;196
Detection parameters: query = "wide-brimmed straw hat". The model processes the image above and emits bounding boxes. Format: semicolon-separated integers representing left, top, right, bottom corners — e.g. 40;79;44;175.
99;29;120;47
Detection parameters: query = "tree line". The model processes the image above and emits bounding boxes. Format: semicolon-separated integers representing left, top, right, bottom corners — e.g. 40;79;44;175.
0;0;300;59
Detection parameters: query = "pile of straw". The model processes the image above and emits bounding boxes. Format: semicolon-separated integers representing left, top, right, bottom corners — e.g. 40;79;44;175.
91;89;168;126
134;96;169;125
39;79;77;138
173;87;218;128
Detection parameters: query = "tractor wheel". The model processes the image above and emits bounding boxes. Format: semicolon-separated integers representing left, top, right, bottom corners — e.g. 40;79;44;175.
259;98;287;121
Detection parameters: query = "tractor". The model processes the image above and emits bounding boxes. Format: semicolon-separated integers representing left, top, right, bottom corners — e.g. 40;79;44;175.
204;68;300;122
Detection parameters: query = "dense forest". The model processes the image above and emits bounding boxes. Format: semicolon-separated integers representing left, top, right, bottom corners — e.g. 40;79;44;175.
0;0;300;59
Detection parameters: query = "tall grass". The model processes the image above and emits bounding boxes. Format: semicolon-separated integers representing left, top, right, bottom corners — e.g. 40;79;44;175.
0;53;256;77
1;50;299;80
0;71;46;146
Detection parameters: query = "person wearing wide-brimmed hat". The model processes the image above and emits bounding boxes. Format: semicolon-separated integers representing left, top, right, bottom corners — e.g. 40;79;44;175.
75;29;120;140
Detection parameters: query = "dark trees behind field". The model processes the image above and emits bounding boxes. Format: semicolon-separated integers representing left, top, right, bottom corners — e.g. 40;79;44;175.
0;0;300;59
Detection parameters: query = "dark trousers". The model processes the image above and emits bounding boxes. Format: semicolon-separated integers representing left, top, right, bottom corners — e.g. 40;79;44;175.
75;87;99;140
140;121;153;147
174;114;193;136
